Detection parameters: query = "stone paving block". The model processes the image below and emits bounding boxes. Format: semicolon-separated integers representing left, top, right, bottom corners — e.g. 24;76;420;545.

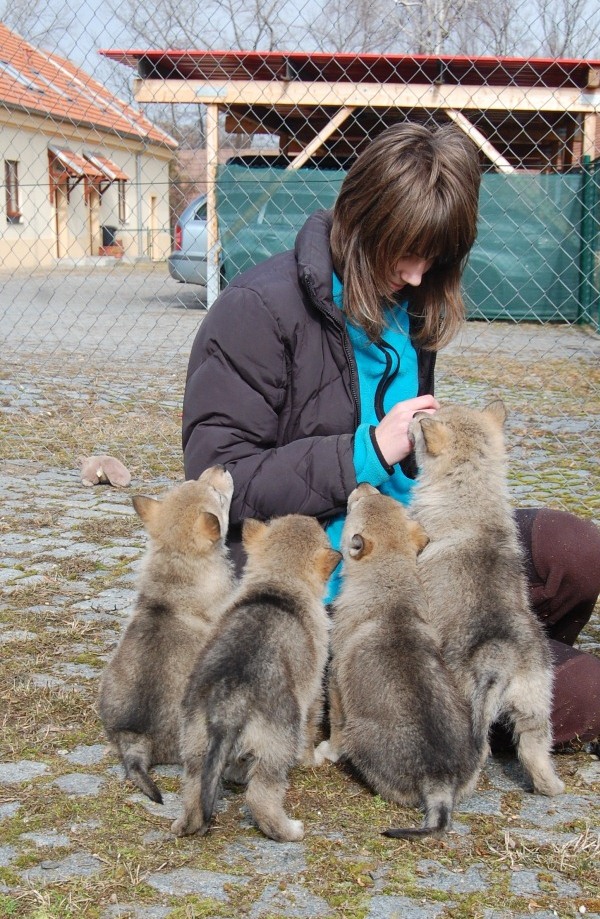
21;851;102;885
53;773;106;796
64;743;107;766
483;756;534;792
0;845;18;867
4;574;50;592
102;905;172;919
248;882;333;918
366;896;452;919
414;860;489;894
146;866;250;900
0;568;26;583
0;802;21;821
29;673;72;690
0;760;49;783
518;792;596;828
128;791;184;821
457;791;504;816
575;761;600;785
484;912;559;919
509;827;591;846
20;829;72;848
73;588;136;612
54;662;102;679
0;629;38;643
223;838;308;875
507;868;581;898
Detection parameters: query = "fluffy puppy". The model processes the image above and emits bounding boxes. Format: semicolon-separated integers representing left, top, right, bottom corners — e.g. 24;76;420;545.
408;401;564;797
98;466;235;803
172;515;340;842
317;484;481;838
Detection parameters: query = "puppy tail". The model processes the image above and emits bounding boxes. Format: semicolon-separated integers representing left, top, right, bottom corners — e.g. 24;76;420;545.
201;721;238;827
382;796;453;840
124;755;163;804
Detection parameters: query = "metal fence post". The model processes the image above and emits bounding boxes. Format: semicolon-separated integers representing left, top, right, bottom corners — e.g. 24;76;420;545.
577;155;599;326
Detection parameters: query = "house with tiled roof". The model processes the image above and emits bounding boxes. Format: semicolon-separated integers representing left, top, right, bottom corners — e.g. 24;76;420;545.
0;23;177;269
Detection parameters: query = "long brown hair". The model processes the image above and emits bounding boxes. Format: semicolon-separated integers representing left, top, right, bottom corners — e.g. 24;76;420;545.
330;122;481;349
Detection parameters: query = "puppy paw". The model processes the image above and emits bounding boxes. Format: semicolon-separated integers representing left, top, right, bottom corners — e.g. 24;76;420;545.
535;774;565;797
171;814;204;837
315;739;340;763
282;818;304;842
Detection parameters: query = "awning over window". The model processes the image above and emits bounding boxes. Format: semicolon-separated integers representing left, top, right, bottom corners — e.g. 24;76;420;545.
48;145;104;180
48;145;105;203
83;152;129;182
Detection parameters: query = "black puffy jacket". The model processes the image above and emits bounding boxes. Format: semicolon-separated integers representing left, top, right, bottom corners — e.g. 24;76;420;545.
182;210;436;569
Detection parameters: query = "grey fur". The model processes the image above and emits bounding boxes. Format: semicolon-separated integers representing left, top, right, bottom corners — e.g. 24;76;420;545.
316;484;481;838
172;514;340;842
97;466;235;803
408;401;564;798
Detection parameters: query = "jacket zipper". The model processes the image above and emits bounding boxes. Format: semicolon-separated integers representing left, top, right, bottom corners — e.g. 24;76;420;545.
374;339;401;421
303;270;360;428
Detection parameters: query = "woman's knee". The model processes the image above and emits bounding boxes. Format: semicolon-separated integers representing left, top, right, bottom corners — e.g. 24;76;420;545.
550;641;600;746
523;508;600;624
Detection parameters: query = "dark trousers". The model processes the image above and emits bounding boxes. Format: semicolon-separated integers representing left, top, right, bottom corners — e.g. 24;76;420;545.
515;507;600;746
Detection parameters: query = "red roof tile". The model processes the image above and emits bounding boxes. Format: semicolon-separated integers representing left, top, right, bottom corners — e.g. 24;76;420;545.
0;23;177;148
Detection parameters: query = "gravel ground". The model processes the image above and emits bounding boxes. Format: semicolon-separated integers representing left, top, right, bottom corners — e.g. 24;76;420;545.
1;264;599;918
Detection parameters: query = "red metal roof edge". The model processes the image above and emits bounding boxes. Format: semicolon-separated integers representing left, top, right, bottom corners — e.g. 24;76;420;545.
99;48;600;69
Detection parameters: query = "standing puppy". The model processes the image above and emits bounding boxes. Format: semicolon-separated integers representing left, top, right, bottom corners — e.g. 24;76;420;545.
317;484;481;838
409;401;564;797
98;466;235;803
172;515;340;842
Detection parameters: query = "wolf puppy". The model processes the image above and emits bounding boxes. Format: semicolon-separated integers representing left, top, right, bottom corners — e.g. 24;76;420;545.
172;515;340;842
317;484;480;838
409;401;564;797
98;466;235;803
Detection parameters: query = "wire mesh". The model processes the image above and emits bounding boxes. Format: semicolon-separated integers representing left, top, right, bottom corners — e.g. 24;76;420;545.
0;0;598;523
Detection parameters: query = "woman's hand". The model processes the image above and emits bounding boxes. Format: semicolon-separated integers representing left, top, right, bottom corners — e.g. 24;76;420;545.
373;395;440;467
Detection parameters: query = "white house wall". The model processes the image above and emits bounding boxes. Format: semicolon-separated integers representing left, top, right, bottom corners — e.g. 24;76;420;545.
0;111;173;270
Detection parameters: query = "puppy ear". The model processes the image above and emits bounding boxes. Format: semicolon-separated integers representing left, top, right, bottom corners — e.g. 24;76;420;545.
418;417;449;457
242;517;268;549
132;495;161;530
348;533;372;560
196;511;222;544
316;547;342;581
483;399;507;428
408;520;429;554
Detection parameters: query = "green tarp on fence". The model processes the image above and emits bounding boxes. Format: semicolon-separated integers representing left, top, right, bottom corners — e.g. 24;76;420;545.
217;162;599;324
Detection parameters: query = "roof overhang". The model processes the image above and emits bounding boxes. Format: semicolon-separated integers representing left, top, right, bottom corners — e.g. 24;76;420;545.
83;151;129;182
100;48;600;169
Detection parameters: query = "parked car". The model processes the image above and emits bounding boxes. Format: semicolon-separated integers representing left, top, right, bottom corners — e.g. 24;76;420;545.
167;154;347;288
168;194;208;285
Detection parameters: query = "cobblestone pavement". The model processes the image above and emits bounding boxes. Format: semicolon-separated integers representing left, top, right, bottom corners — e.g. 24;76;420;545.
1;266;599;918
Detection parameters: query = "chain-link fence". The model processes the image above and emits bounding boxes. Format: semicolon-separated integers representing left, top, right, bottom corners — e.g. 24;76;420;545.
1;0;599;522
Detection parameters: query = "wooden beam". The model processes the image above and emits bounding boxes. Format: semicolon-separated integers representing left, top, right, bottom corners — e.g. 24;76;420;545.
134;77;600;114
445;109;515;173
205;102;220;308
582;111;597;159
286;106;355;170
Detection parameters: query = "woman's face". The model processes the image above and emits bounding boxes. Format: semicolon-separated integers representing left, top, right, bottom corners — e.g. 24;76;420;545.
389;255;435;292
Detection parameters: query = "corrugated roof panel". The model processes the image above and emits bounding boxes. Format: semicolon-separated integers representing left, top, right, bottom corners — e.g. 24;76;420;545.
100;48;600;90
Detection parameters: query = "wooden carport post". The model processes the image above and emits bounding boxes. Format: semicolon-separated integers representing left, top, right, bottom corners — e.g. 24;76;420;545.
205;102;221;308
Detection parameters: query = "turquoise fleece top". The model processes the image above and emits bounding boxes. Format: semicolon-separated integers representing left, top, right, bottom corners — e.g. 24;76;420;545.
324;273;419;602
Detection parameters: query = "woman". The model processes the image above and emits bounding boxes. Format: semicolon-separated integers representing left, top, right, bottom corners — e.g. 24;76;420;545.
182;122;600;748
